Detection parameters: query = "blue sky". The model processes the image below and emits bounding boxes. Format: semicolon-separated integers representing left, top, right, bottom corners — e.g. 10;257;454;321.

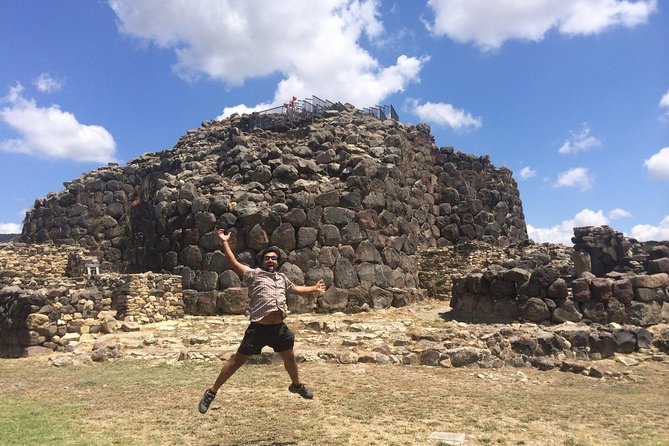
1;0;667;244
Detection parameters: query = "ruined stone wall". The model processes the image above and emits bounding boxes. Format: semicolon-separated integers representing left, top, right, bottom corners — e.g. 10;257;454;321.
0;243;183;357
449;227;669;326
572;225;669;276
0;242;89;288
418;241;512;299
19;107;527;315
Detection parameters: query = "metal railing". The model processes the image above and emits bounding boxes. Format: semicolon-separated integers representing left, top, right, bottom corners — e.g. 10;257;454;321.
249;96;397;131
360;104;399;121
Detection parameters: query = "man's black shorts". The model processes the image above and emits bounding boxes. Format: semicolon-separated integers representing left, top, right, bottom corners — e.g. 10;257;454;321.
238;322;295;355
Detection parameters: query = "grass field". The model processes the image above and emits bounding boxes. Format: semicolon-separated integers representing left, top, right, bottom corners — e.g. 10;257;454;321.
1;357;668;446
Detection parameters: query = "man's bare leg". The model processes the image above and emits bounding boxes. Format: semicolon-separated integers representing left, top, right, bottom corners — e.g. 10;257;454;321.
211;352;250;393
281;348;314;399
279;348;300;385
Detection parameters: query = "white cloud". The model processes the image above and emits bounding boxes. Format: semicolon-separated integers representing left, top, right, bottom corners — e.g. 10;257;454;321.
217;102;274;121
644;147;669;179
558;124;602;154
608;208;632;219
555;167;593;191
519;166;537;180
34;73;63;93
109;0;428;113
0;222;21;234
630;215;669;241
410;100;481;131
527;208;609;245
0;83;117;163
425;0;657;51
660;90;669;122
661;90;669;108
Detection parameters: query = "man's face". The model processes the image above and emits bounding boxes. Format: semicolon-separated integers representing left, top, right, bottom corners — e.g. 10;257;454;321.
261;252;279;272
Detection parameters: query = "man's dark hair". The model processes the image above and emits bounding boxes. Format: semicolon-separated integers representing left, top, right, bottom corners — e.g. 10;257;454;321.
256;245;283;265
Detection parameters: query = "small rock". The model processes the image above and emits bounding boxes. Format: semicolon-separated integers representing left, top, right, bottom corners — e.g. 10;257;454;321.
616;356;640;366
49;354;73;367
120;322;141;332
589;367;605;378
338;351;358;364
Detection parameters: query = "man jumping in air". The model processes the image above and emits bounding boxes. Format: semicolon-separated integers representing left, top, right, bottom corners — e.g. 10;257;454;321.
198;228;327;414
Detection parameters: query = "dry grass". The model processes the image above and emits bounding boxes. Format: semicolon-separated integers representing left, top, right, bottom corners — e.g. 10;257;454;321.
1;357;668;445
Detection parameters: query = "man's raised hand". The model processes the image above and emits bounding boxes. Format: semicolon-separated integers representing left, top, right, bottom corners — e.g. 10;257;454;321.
217;228;231;242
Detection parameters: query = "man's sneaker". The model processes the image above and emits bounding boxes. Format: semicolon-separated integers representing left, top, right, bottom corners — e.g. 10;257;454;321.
288;383;314;399
198;389;216;414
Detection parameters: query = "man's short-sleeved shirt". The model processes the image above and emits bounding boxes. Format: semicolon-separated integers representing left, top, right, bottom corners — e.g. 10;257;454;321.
242;266;295;322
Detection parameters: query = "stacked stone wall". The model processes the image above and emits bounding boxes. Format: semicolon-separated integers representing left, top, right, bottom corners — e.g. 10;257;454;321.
0;243;183;357
19;107;528;315
449;227;669;326
418;241;511;299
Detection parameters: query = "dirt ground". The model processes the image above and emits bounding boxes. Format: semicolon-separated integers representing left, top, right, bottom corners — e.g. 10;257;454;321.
2;303;669;446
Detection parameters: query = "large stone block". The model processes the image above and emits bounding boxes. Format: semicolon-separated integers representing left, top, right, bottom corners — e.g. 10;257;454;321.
647;258;669;274
216;288;249;314
247;224;269;251
580;301;607;324
270;223;296;252
286;293;316;314
197;291;218;315
319;287;348;311
590;278;612;301
369;286;393;309
612;278;633;304
630;273;669;288
629;301;662;326
520;297;550;322
634;287;667;302
193;271;219;292
333;257;359;288
571;278;591;302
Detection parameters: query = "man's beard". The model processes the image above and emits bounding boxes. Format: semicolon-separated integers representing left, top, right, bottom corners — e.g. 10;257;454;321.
262;264;276;272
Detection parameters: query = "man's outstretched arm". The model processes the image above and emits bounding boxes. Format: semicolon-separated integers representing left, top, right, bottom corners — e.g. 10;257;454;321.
292;279;326;295
217;229;246;276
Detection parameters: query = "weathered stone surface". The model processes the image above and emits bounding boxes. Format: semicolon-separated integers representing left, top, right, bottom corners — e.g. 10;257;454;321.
630;273;669;289
194;271;219;292
216;288;249;314
502;268;531;284
580;301;608;324
629;301;662;326
520;298;550;322
613;330;636;353
647;258;669;274
25;313;50;333
448;347;486;367
319;287;349;311
333;257;359;289
571;278;591;302
270;223;296;252
547;278;568;300
218;270;242;289
612;278;634;304
297;227;318;248
197;291;218;315
590;278;612;301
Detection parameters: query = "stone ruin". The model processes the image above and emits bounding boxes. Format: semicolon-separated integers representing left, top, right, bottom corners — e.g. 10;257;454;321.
443;226;669;363
17;103;526;316
2;102;668;366
0;242;182;357
449;225;669;326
